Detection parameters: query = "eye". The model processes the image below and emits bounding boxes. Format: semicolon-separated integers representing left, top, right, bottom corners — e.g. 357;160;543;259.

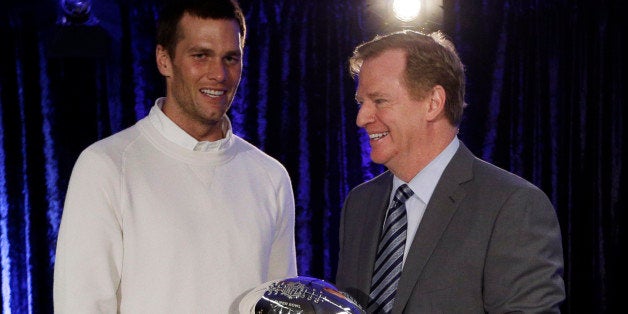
224;55;241;65
192;53;207;60
374;98;387;105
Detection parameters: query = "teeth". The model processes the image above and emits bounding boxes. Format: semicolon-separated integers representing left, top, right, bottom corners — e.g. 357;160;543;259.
201;89;225;97
369;132;389;140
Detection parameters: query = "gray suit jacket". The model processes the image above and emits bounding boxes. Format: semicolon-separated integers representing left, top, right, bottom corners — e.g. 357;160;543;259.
335;143;565;313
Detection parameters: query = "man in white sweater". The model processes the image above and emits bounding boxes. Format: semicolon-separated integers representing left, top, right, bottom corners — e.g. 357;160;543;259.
53;0;297;312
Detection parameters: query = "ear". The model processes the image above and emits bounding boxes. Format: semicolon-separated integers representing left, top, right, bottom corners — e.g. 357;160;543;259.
156;45;173;77
425;85;446;122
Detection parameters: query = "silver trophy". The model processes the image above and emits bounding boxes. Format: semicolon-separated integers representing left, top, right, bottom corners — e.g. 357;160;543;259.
239;276;365;313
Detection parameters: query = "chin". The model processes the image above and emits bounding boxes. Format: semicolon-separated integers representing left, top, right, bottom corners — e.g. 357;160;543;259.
369;153;388;166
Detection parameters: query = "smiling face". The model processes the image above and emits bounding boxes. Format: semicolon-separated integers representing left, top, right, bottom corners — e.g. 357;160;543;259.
156;14;242;141
355;49;432;175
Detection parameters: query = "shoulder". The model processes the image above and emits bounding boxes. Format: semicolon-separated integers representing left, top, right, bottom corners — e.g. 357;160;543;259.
75;122;144;171
472;158;541;193
453;143;544;195
232;135;290;177
440;144;553;215
348;171;392;197
459;157;554;217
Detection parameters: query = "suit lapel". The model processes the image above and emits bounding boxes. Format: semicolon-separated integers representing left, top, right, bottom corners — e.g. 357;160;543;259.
392;144;475;313
356;172;394;296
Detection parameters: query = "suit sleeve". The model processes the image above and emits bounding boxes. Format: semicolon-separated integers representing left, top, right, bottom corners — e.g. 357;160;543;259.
334;190;371;308
53;149;123;313
335;191;350;287
483;185;565;313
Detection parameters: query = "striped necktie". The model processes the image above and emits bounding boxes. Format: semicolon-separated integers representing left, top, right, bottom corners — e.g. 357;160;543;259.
367;184;414;313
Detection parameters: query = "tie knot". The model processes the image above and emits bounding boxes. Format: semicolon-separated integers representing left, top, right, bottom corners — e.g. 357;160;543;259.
394;184;414;204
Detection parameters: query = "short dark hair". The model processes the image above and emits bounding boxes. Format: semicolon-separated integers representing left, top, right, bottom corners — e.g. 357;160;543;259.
156;0;246;57
350;30;466;126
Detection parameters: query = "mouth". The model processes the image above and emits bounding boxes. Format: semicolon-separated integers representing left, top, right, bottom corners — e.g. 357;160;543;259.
369;131;389;141
200;88;225;98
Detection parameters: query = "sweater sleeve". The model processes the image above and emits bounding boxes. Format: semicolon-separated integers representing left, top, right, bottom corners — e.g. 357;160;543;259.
266;170;298;280
53;148;123;313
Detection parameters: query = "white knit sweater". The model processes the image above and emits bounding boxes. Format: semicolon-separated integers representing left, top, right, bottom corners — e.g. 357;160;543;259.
53;105;297;313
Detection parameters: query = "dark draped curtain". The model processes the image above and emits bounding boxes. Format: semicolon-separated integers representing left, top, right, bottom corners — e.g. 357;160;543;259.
0;0;624;313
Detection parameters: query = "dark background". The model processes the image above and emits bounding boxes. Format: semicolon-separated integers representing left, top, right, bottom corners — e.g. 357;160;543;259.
0;0;625;313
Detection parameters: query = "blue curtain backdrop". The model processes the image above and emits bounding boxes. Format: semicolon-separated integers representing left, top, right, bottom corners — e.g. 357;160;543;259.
0;0;625;313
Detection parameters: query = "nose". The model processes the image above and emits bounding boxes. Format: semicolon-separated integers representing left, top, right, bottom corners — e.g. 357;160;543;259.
207;60;227;82
356;102;375;128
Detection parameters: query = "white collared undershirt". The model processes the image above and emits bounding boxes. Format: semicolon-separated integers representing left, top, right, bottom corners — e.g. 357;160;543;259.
391;137;460;266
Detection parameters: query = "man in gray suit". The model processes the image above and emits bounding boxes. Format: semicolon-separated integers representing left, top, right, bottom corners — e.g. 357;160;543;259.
335;30;565;313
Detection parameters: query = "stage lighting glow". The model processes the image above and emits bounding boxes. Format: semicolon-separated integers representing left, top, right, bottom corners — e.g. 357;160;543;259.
392;0;422;22
60;0;96;25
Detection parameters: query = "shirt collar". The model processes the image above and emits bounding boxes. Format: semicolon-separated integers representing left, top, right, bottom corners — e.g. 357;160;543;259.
393;137;460;204
148;97;233;152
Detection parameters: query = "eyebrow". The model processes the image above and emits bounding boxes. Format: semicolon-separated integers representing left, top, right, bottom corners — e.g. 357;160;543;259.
357;91;387;101
188;46;242;57
367;91;386;98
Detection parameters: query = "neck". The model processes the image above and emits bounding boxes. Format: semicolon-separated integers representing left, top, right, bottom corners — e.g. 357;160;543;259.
189;118;225;142
161;100;226;142
389;127;457;182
